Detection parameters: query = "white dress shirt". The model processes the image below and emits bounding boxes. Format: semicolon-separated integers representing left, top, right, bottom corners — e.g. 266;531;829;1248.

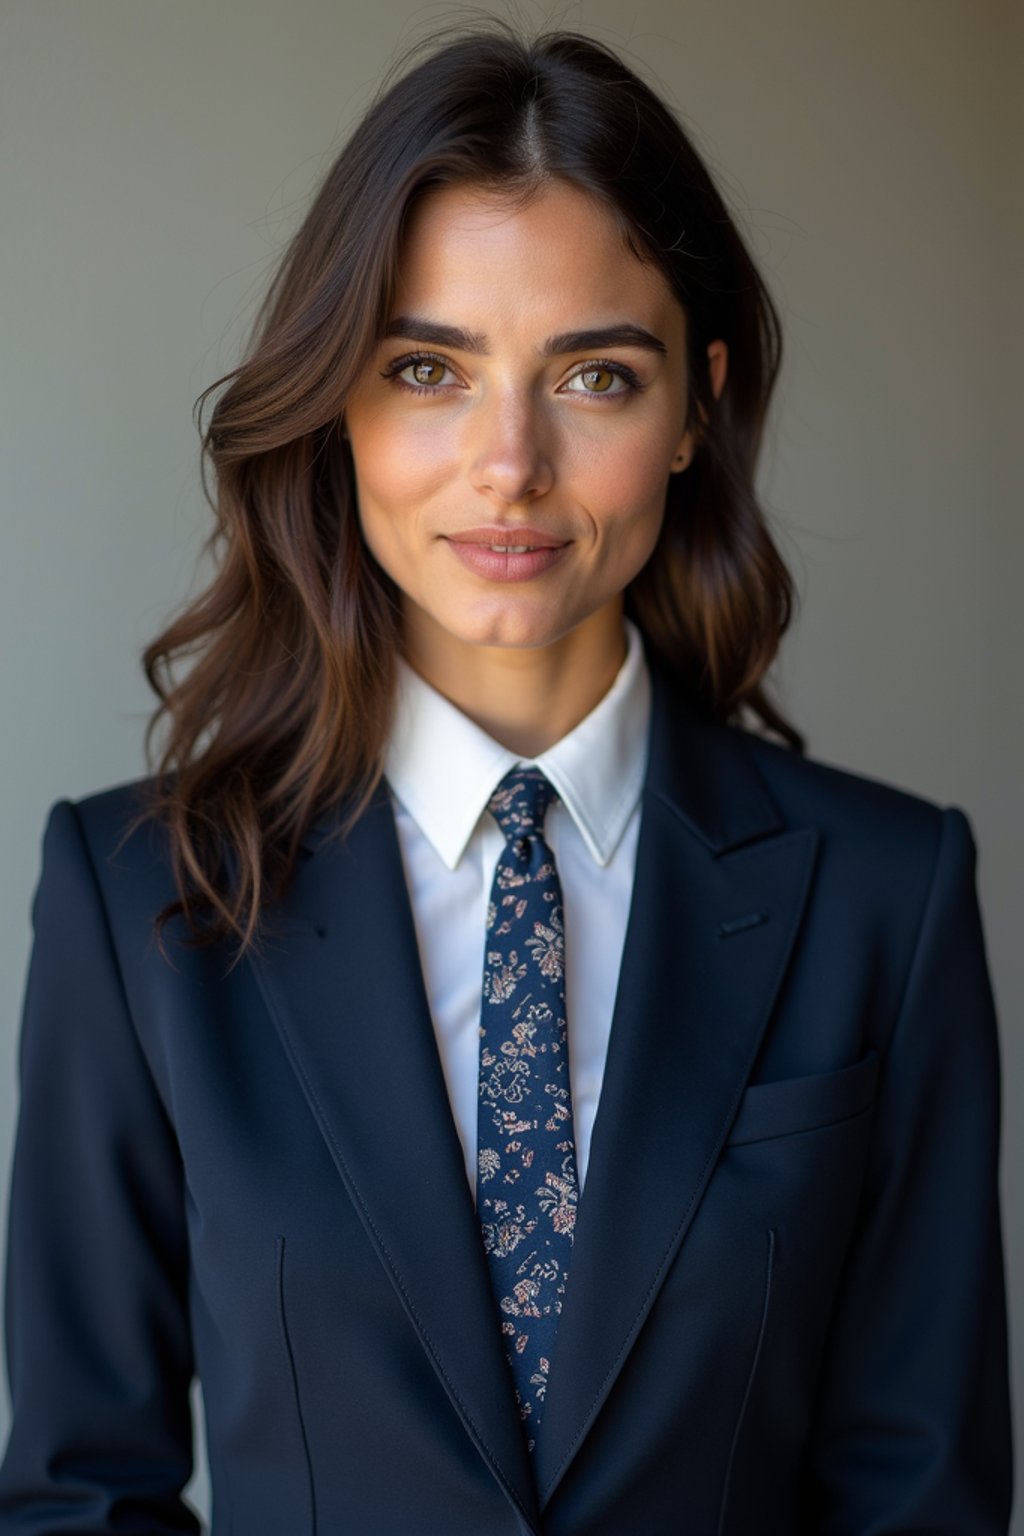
383;616;651;1201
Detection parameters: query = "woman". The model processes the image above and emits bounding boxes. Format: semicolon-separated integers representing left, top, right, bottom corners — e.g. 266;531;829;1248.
0;21;1012;1535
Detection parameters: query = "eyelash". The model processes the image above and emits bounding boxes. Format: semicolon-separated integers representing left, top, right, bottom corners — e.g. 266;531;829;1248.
378;349;645;400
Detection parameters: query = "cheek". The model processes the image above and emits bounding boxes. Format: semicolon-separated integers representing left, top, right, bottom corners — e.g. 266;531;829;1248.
567;396;677;484
348;414;452;537
601;500;668;584
573;433;673;549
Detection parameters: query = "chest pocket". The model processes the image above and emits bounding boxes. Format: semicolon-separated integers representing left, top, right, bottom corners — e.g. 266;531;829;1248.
725;1050;880;1146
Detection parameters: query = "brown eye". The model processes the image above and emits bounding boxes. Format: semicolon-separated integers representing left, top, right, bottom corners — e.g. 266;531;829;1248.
579;366;615;392
411;360;447;386
563;363;637;397
381;354;458;390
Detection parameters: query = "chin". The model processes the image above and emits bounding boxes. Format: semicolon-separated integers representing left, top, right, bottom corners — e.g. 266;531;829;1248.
423;594;566;649
452;617;565;651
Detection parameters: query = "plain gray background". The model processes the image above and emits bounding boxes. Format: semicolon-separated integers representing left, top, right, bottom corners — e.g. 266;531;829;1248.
1;0;1020;1526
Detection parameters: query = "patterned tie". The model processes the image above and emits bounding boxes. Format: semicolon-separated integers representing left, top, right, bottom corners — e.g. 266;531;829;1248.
476;766;579;1454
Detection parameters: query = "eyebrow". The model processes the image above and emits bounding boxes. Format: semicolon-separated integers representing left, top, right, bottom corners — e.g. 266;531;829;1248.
381;315;668;357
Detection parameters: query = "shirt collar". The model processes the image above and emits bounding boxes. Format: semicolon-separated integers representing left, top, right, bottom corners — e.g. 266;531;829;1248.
384;617;651;871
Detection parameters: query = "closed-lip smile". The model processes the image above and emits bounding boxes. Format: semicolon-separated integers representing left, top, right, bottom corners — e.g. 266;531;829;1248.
445;526;569;550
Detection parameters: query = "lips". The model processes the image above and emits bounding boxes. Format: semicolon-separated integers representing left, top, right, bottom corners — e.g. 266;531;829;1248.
445;526;569;550
445;534;574;580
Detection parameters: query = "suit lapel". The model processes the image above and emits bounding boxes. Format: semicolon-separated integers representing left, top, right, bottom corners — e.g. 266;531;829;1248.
247;789;542;1535
532;656;819;1506
246;644;818;1526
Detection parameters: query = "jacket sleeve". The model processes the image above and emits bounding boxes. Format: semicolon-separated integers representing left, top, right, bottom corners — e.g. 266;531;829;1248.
799;806;1014;1533
0;799;201;1532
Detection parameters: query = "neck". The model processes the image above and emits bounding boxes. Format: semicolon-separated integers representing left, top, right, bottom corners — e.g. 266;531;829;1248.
399;601;628;758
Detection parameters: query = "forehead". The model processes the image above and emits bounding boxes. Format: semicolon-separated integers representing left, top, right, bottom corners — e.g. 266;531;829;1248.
393;180;684;340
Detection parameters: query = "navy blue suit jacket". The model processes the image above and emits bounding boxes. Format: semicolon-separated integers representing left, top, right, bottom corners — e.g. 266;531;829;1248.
0;651;1013;1533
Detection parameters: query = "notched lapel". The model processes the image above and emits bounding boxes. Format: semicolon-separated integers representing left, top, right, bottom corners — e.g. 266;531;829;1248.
243;648;817;1527
534;660;820;1508
247;787;541;1535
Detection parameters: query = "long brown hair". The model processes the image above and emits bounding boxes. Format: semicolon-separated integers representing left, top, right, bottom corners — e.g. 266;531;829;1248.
132;20;802;960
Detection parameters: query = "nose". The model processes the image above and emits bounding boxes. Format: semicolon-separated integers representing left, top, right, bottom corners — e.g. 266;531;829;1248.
466;388;555;506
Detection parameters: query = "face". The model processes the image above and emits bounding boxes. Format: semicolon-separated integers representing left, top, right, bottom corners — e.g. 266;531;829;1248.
343;179;695;663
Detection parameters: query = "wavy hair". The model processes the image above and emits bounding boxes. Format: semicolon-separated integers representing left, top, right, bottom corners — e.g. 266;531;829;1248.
130;20;802;960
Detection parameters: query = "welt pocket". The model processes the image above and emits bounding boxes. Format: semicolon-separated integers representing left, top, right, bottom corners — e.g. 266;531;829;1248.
725;1050;880;1147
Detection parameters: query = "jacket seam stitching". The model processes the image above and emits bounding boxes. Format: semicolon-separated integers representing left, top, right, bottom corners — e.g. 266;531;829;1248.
874;805;950;1096
543;824;819;1494
276;1235;318;1535
255;976;538;1534
717;1226;776;1535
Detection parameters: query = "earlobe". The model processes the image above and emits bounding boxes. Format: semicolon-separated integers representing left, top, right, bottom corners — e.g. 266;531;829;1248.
671;339;729;472
708;339;728;402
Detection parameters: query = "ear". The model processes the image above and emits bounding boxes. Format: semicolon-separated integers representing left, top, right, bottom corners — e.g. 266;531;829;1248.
670;339;729;472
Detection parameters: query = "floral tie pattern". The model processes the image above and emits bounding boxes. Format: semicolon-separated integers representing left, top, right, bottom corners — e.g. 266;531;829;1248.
477;766;578;1454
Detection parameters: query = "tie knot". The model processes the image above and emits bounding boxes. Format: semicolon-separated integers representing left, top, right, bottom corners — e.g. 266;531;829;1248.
487;766;558;846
